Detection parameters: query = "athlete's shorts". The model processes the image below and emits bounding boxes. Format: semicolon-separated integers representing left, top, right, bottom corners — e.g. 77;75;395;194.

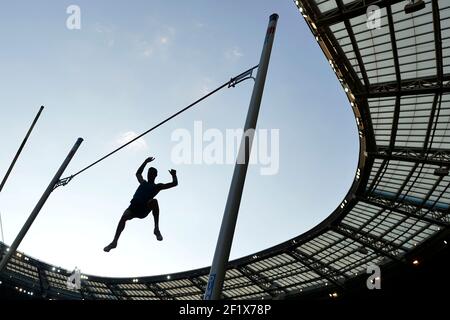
128;200;151;219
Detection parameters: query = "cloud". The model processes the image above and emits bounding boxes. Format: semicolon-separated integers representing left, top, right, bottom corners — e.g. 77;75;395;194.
142;43;153;57
107;39;115;48
135;39;154;58
94;23;115;48
135;26;176;58
225;47;244;61
200;85;210;96
158;26;175;45
167;27;176;36
116;131;148;151
94;23;115;34
199;77;213;95
194;21;205;28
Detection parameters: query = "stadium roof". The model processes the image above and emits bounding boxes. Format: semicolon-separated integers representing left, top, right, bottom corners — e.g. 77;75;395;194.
1;0;449;300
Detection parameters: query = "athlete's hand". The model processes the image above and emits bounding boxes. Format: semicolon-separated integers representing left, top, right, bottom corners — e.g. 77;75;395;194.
145;157;155;163
169;169;177;176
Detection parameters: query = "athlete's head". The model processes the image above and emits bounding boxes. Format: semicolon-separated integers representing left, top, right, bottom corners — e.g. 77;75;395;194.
147;167;158;181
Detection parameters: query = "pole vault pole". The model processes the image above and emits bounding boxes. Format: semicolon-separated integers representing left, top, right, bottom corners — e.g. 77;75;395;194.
204;13;279;300
0;138;83;273
0;106;44;194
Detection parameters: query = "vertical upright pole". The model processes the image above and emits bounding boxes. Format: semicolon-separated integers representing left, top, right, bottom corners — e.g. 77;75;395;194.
0;138;83;273
0;211;4;243
0;106;44;194
204;14;279;300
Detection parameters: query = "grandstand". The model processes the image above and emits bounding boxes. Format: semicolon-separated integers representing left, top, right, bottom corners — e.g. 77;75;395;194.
1;0;449;300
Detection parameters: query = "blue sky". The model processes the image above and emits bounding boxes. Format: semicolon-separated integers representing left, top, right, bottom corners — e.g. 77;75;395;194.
0;0;358;277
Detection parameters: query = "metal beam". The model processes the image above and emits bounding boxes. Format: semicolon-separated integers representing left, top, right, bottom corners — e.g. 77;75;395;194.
357;98;377;152
367;159;388;194
360;195;450;227
335;0;370;89
299;1;364;93
316;0;406;28
424;94;441;151
371;175;447;247
80;282;94;300
321;22;364;93
355;77;450;98
189;277;222;299
422;0;444;158
296;248;350;282
146;282;173;300
287;249;347;288
301;0;378;152
105;283;124;300
390;161;421;203
79;286;87;300
238;265;286;297
359;85;450;98
386;4;401;91
362;159;439;254
37;266;49;299
286;251;341;289
371;147;450;166
332;223;405;262
384;162;422;231
432;0;443;87
190;277;206;292
386;4;401;153
388;96;401;151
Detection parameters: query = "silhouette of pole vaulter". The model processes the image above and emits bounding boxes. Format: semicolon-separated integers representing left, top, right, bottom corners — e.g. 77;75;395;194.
104;157;178;252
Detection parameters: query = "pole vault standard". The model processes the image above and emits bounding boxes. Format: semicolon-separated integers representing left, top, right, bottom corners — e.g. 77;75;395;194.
0;211;4;243
204;13;279;300
0;106;44;194
0;138;83;273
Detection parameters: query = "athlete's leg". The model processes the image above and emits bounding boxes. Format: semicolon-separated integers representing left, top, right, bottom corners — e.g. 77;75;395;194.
149;199;160;229
148;199;162;241
104;209;134;252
